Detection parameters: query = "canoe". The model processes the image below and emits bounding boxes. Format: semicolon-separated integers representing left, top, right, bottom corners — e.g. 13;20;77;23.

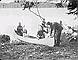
14;29;54;47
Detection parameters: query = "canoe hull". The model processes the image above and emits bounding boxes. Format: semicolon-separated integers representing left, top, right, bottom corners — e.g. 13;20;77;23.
14;30;54;47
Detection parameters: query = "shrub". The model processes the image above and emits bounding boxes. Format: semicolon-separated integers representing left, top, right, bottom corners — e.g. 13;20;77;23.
0;34;10;44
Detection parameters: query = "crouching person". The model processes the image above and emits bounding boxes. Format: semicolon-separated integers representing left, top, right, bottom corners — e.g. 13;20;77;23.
37;25;46;40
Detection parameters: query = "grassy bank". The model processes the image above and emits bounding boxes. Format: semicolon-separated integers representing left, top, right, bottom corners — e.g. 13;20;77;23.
0;38;78;60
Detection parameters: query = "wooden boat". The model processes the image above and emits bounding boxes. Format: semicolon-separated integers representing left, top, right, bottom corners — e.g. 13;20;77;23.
14;29;54;47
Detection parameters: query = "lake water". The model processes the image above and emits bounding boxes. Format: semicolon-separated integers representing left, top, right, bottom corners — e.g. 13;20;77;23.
0;8;77;46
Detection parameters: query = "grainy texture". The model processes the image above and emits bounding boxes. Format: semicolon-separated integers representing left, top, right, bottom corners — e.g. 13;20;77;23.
0;35;78;60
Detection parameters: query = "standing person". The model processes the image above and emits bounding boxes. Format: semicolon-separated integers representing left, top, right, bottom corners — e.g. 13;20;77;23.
53;21;63;47
17;22;23;36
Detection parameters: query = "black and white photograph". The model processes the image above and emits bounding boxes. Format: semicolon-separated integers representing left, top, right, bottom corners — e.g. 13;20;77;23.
0;0;78;60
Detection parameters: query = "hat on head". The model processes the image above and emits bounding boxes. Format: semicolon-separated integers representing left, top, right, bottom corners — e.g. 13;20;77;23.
47;22;51;25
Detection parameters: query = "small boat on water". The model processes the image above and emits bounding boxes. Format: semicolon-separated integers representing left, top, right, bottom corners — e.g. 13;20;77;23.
14;29;54;47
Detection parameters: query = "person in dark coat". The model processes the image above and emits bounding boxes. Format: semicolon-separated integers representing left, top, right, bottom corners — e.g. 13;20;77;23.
17;22;23;36
53;21;63;46
47;21;63;46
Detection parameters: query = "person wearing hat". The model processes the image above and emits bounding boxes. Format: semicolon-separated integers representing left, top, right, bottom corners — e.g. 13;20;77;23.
47;21;63;46
53;21;63;46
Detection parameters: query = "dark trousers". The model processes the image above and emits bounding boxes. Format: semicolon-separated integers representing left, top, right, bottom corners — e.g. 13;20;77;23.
54;30;61;46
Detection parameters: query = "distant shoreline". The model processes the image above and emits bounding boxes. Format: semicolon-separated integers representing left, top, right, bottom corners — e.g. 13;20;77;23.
0;2;66;8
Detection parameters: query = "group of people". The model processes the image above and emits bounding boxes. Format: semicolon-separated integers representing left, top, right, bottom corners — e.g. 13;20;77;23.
37;20;63;46
15;20;63;46
16;20;78;47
